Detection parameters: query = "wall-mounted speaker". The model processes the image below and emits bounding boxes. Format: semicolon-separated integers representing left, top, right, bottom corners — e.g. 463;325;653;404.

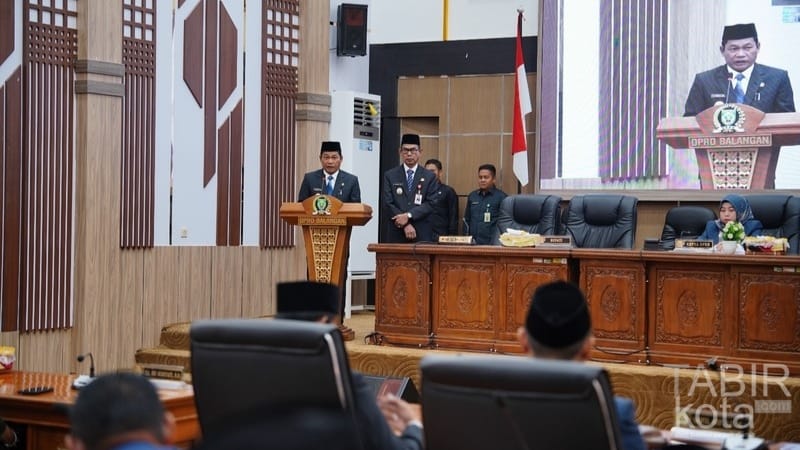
337;3;368;57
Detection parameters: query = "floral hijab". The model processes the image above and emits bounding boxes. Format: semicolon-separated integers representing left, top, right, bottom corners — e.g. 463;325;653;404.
715;193;755;230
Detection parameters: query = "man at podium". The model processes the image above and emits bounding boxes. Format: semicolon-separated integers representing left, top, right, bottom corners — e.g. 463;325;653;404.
683;23;795;117
298;141;361;203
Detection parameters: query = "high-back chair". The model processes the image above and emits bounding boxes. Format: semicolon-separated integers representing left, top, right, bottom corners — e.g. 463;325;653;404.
190;319;356;436
660;206;717;250
745;194;800;254
564;195;638;248
421;354;622;450
492;194;562;244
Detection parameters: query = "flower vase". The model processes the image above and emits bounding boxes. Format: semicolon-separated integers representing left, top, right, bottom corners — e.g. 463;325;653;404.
720;240;738;255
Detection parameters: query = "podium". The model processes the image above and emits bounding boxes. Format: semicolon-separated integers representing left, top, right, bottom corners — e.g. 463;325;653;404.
280;195;372;339
657;104;800;189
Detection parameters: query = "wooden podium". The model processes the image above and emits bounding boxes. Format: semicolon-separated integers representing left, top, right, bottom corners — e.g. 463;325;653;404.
280;195;372;339
657;105;800;189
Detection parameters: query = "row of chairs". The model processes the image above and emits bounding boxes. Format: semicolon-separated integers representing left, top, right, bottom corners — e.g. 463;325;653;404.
190;319;621;450
493;194;638;249
493;193;800;254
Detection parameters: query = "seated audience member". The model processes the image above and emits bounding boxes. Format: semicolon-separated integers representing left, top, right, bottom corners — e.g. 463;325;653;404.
517;281;647;450
275;281;424;450
697;193;763;244
66;372;177;450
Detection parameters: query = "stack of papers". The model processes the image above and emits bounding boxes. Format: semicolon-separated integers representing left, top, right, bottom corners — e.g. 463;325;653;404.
499;229;541;247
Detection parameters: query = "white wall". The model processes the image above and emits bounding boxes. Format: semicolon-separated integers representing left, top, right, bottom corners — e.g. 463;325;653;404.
329;0;539;93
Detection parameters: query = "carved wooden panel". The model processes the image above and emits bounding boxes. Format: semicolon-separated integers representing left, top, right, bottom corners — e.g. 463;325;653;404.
121;0;156;248
738;272;800;352
375;256;430;330
434;260;495;338
260;0;299;248
22;0;78;331
503;262;568;333
652;268;724;346
582;261;643;342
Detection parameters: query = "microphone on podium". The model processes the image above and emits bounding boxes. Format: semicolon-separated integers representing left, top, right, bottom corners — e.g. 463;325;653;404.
77;352;95;377
73;352;96;389
724;72;733;104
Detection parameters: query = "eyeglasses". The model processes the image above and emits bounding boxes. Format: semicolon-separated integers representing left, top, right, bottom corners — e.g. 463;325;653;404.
400;147;419;154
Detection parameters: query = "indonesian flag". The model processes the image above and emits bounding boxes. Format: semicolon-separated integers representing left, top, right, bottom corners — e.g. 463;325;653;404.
512;11;531;186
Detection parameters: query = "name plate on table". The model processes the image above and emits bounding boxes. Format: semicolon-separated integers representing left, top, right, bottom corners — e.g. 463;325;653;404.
675;239;713;249
438;236;475;245
141;363;185;381
537;235;572;248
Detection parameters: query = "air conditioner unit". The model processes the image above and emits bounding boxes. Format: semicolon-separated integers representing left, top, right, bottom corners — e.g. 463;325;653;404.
330;91;381;316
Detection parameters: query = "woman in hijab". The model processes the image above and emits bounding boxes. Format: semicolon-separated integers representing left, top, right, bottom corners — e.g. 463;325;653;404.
697;194;763;244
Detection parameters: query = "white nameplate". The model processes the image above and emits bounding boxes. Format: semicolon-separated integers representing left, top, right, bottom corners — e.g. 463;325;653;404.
438;236;474;245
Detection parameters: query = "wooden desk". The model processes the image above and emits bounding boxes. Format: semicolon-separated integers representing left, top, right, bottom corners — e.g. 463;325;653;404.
368;244;800;373
0;371;198;450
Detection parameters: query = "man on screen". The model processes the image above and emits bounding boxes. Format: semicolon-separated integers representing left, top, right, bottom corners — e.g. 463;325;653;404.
683;23;795;116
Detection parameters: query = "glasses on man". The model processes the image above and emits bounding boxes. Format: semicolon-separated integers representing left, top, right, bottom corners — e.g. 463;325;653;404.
400;147;419;153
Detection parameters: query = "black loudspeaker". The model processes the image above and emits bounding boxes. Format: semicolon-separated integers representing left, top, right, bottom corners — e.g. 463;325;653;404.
362;375;420;403
337;3;368;57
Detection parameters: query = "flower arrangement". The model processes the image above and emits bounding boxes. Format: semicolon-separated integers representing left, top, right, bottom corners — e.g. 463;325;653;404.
721;221;745;242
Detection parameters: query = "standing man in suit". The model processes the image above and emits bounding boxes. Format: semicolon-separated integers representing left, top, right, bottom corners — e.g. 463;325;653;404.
382;134;441;243
684;23;795;116
464;164;507;245
424;158;459;239
517;281;646;450
298;141;361;203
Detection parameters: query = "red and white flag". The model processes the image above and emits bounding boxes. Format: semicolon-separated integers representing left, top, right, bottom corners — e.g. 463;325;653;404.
512;11;531;186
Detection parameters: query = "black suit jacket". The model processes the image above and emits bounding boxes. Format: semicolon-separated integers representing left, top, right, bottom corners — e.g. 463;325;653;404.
381;165;441;243
429;183;459;239
298;169;361;203
352;373;424;450
684;63;795;116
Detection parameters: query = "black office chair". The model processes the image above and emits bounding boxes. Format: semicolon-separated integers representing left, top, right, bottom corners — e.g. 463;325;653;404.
745;194;800;255
660;206;717;250
420;354;623;450
492;194;562;244
189;319;356;437
564;194;638;248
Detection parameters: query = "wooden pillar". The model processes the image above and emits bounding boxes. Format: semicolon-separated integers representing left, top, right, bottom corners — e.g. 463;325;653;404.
295;1;333;274
73;0;129;371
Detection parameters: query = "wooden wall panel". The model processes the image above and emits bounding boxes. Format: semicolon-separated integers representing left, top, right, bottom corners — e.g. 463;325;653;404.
210;247;244;318
447;135;506;195
121;0;156;248
449;76;503;134
397;77;448;118
18;329;72;373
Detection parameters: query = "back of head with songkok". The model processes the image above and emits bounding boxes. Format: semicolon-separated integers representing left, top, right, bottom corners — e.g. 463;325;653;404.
276;281;340;321
401;134;420;147
722;23;758;44
69;372;166;450
525;281;591;349
721;193;755;223
320;141;342;156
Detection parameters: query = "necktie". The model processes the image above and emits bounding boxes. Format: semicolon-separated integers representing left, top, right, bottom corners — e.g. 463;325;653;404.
406;169;414;192
733;73;745;104
326;175;334;195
